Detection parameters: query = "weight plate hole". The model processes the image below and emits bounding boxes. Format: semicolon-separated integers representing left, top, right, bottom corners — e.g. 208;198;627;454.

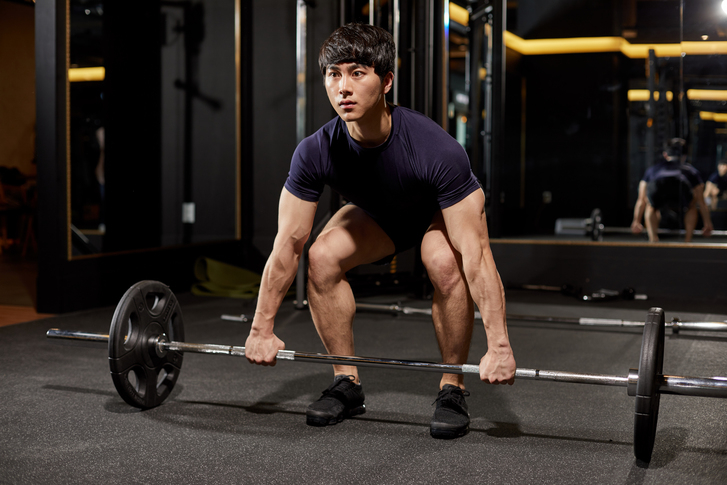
127;368;146;398
123;313;138;351
156;367;170;396
167;313;180;341
146;292;163;314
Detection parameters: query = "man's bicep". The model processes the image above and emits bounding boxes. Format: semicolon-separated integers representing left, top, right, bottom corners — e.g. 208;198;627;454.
276;188;318;251
637;181;648;200
441;190;488;255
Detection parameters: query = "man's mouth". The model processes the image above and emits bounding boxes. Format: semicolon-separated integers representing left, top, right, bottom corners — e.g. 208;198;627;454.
339;101;355;108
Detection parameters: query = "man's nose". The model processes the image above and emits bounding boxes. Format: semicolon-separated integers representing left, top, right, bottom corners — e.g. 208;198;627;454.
339;75;352;94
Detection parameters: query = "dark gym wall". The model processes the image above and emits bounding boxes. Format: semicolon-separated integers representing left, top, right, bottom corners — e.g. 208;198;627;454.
159;0;239;246
251;0;337;257
492;242;727;307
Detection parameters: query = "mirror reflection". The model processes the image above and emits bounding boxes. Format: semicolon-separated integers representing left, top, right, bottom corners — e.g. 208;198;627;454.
68;0;240;258
448;0;727;245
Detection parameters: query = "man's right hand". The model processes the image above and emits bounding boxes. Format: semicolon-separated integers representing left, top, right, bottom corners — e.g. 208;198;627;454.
245;328;285;366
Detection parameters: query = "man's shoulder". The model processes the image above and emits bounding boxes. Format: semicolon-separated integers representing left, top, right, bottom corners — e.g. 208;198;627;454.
395;105;444;131
297;117;345;153
393;106;463;152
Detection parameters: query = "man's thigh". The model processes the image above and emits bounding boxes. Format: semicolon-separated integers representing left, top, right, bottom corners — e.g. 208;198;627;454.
420;210;462;268
313;204;396;273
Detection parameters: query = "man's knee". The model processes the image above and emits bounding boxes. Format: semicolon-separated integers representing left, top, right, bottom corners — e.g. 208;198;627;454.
422;243;463;295
307;237;345;289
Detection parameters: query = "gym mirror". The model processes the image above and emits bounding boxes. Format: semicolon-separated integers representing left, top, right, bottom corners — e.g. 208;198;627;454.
448;0;727;246
68;0;241;258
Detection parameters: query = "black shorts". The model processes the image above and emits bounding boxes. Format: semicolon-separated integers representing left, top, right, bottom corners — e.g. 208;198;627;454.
647;177;693;214
353;207;434;265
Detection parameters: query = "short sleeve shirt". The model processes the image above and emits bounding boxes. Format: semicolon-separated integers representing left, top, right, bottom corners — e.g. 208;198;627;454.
284;105;481;251
642;160;703;188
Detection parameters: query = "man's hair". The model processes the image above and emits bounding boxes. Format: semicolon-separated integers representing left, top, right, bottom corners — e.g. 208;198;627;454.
318;23;396;80
664;137;686;160
718;159;727;166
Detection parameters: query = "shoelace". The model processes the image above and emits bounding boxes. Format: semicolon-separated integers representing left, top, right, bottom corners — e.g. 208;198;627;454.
433;387;470;409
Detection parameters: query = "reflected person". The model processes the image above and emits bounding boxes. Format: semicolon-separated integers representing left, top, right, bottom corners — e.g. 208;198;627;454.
631;138;713;242
703;159;727;211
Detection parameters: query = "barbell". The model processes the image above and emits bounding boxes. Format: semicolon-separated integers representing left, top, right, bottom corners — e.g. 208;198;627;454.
47;280;727;463
342;302;727;334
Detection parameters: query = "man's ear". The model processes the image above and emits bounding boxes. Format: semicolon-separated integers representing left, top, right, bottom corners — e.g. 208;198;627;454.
382;71;394;94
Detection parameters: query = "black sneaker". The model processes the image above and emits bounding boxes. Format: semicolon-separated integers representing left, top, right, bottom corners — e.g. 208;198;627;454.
430;384;471;439
306;375;366;426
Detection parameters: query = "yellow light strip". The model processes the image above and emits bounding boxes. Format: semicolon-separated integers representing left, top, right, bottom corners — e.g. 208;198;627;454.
681;41;727;55
505;32;626;55
627;90;673;102
700;111;727;122
448;2;727;59
688;89;727;101
449;2;469;26
619;42;683;58
503;31;727;59
68;66;105;82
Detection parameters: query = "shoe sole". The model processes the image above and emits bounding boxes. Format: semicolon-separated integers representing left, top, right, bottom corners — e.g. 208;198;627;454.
306;405;366;427
430;422;469;439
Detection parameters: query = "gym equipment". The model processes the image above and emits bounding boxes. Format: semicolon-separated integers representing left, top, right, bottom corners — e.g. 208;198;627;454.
47;281;727;463
509;283;648;302
555;207;727;241
346;302;727;334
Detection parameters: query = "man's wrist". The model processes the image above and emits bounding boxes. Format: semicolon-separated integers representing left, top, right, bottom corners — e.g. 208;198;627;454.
250;314;275;336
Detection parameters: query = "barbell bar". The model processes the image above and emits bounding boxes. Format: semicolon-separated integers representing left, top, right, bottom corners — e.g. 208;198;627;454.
47;281;727;463
345;302;727;334
45;327;727;399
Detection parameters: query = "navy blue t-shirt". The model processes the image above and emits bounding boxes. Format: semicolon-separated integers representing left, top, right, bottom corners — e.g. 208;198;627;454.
642;160;703;188
284;105;480;252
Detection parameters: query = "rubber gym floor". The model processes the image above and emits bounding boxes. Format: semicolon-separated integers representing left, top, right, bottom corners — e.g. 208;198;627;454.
2;288;726;484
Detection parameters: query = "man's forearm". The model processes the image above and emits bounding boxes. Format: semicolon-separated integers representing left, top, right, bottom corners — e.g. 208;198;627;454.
633;200;645;223
252;246;301;334
462;250;509;349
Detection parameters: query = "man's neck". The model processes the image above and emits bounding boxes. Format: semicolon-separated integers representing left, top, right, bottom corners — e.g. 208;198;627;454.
346;102;392;148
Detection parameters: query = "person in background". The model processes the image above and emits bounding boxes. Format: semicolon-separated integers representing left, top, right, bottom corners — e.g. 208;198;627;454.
703;159;727;211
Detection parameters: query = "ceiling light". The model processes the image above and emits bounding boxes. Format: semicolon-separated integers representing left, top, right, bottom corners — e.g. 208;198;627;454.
723;0;727;14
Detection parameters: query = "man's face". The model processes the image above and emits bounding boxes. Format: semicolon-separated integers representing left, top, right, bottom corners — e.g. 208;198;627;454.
719;163;727;177
324;62;392;123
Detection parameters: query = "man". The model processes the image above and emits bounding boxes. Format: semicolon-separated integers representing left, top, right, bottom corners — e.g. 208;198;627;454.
245;23;516;439
703;159;727;210
631;138;713;242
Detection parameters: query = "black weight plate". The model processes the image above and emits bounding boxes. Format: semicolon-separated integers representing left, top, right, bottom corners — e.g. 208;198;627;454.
634;307;665;462
108;281;184;409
